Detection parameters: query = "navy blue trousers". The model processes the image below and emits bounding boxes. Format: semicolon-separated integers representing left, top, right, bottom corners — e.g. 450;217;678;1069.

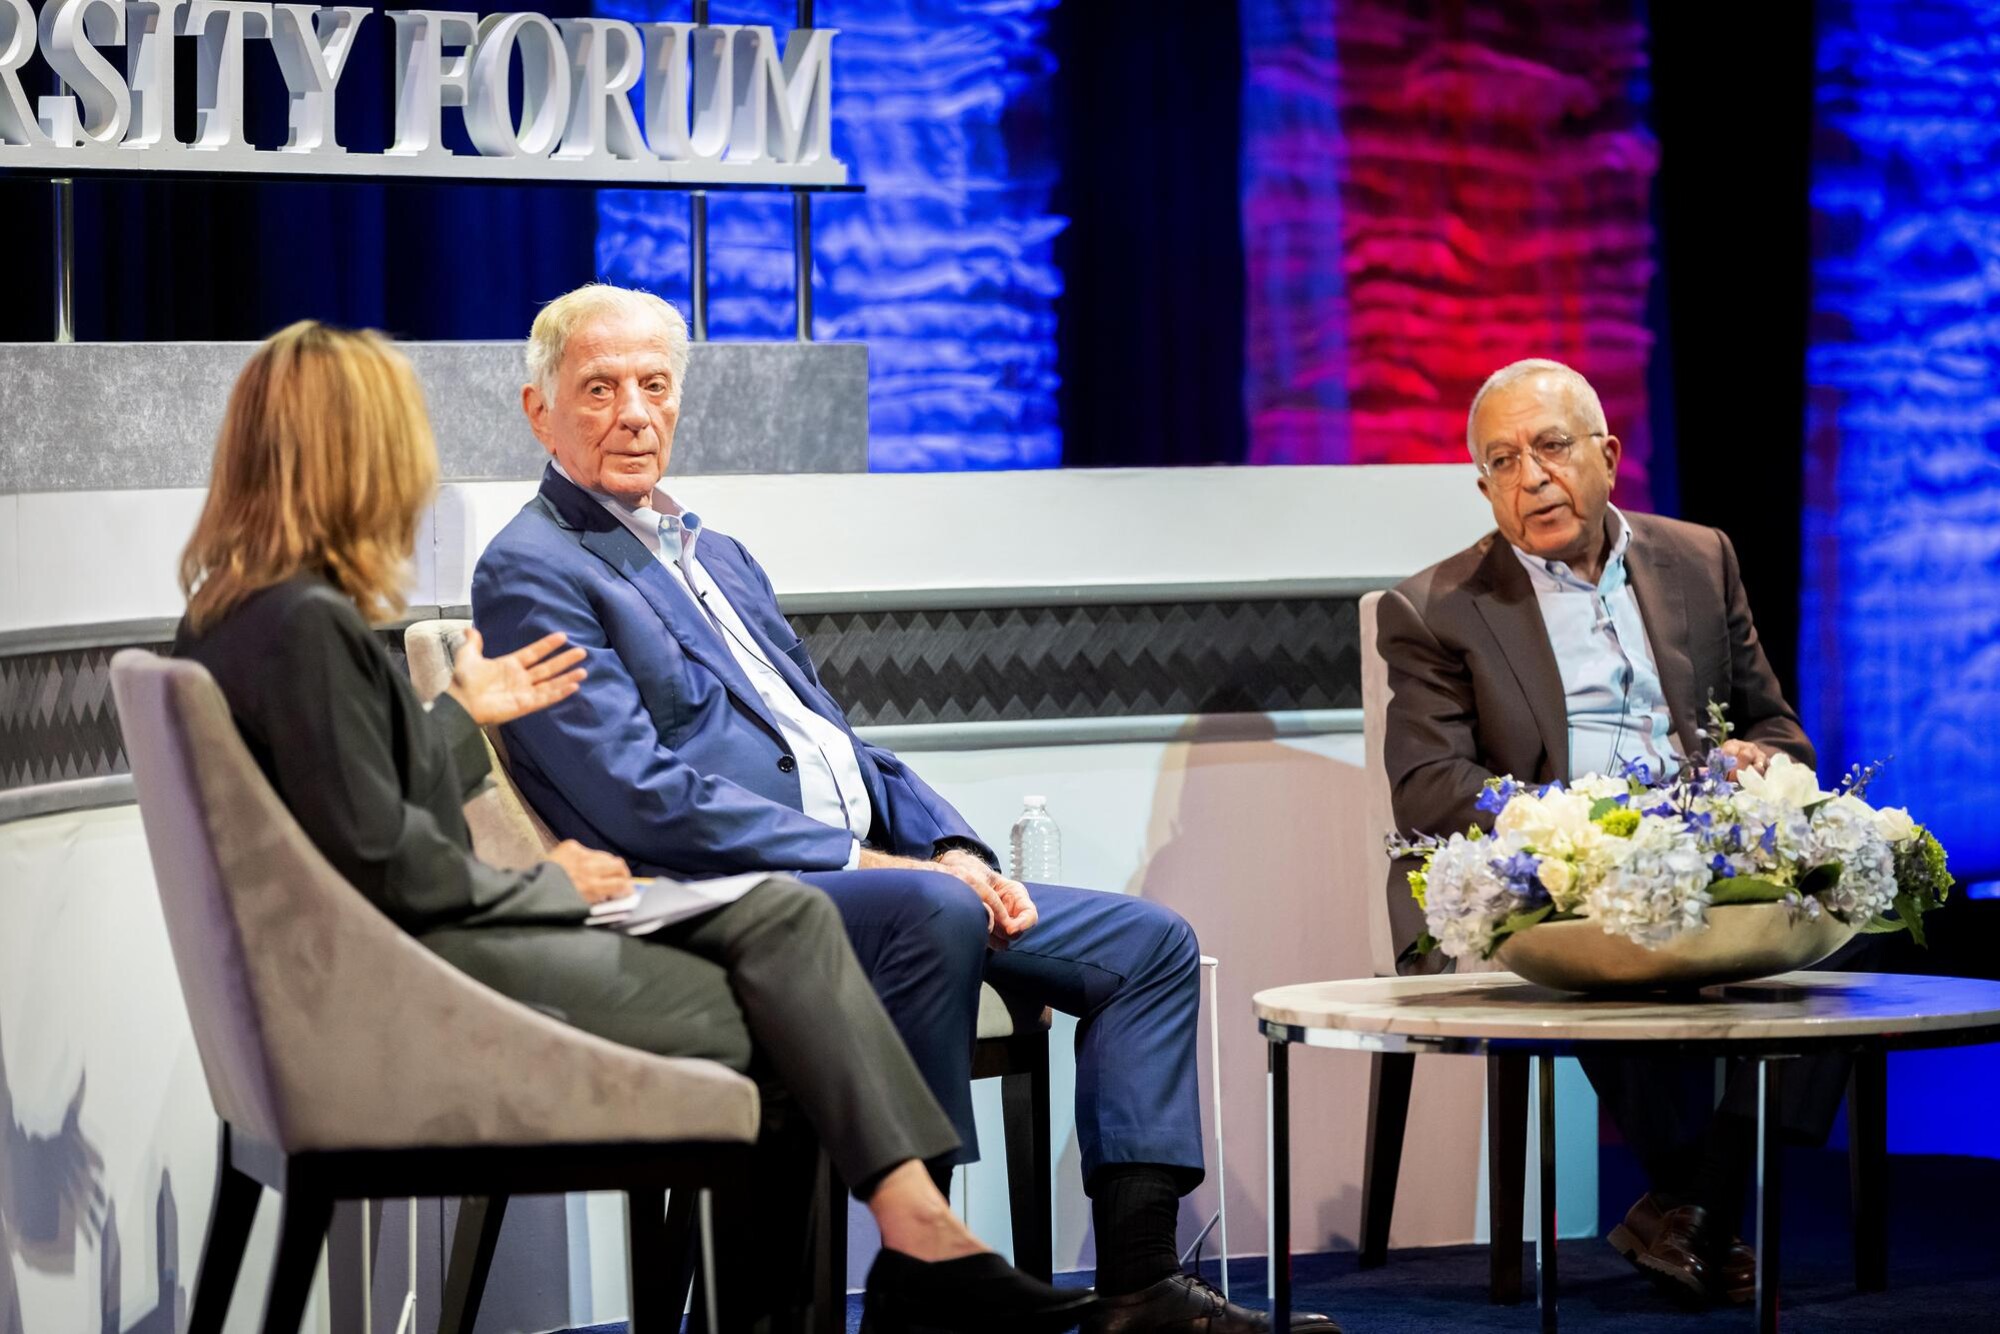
800;869;1206;1187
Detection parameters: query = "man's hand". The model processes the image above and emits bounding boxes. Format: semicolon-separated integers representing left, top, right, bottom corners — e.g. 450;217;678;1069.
1720;739;1780;781
936;849;1038;949
855;847;1038;948
447;628;588;726
547;840;635;904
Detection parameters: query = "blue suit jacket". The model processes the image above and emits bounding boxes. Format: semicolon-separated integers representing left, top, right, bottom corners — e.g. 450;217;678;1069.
471;467;990;878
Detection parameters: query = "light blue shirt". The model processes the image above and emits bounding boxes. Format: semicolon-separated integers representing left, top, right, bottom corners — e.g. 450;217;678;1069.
1509;507;1680;783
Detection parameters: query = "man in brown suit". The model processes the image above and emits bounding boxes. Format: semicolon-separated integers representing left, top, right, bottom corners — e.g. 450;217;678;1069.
1377;358;1849;1306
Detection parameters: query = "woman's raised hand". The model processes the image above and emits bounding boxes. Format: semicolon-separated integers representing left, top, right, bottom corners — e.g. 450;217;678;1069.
446;628;586;726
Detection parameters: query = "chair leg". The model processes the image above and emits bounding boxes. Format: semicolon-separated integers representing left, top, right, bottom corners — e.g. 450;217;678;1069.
1848;1050;1889;1292
813;1153;848;1334
187;1128;262;1334
625;1187;673;1334
1002;1033;1055;1282
1486;1053;1529;1305
662;1189;702;1334
439;1196;508;1334
260;1177;333;1334
1359;1051;1416;1269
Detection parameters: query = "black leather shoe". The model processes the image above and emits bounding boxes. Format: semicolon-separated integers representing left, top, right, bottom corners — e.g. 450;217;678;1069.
859;1248;1096;1333
1082;1272;1340;1333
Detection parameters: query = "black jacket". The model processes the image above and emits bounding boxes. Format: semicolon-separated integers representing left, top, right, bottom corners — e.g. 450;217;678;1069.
174;573;584;935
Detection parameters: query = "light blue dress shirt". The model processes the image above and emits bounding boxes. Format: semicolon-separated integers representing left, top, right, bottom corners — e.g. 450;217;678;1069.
1509;507;1681;783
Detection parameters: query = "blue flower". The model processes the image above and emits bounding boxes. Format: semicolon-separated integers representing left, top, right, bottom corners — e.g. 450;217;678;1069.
1489;851;1549;904
1476;778;1520;815
1710;854;1733;877
1760;825;1779;854
1619;756;1657;787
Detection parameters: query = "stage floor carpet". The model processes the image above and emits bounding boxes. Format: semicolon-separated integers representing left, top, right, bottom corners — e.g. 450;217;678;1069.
564;1147;2000;1332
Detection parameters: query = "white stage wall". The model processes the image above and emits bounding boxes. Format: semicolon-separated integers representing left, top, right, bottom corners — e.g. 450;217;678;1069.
0;465;1599;1334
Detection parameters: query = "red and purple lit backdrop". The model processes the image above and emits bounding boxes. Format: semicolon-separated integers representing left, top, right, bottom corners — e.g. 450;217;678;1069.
1241;0;1660;507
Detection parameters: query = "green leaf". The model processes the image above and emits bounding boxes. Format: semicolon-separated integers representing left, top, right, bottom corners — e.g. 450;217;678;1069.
1799;862;1843;897
1858;916;1907;934
1589;796;1622;821
1894;892;1929;949
1709;876;1792;904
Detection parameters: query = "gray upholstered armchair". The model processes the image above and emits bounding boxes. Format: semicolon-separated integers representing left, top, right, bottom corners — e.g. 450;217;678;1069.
404;617;1058;1310
111;650;759;1334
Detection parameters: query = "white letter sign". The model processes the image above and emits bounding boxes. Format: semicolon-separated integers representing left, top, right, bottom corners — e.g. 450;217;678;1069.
0;2;849;185
39;0;129;147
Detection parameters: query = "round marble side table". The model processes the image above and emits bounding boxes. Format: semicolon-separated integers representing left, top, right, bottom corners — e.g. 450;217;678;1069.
1252;970;2000;1333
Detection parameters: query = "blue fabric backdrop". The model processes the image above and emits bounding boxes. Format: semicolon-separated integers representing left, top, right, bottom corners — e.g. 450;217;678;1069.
594;0;1066;471
1805;0;2000;883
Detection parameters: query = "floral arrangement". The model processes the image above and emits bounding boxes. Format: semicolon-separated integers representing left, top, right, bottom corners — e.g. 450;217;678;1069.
1391;704;1953;962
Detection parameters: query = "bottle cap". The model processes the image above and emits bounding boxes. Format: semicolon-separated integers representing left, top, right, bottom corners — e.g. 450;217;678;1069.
1024;795;1047;808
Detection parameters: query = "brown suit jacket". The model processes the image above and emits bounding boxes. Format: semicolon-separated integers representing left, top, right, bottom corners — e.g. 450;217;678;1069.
1376;510;1813;963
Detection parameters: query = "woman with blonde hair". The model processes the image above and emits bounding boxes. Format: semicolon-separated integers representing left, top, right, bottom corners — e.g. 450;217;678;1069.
174;321;1090;1333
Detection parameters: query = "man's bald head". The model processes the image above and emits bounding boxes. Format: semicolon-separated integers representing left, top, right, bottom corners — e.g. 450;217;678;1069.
1467;359;1607;461
1466;357;1622;579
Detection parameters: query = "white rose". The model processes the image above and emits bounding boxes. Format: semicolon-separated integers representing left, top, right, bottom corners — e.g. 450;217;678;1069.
1570;774;1632;802
1497;790;1596;849
1873;806;1918;844
1537;856;1577;907
1494;793;1541;840
1736;753;1830;809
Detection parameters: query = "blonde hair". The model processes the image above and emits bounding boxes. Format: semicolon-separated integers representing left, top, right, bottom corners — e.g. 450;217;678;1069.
180;321;438;631
1466;358;1608;460
526;283;690;400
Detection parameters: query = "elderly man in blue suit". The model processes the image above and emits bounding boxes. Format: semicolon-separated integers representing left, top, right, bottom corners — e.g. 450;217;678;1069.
472;284;1335;1334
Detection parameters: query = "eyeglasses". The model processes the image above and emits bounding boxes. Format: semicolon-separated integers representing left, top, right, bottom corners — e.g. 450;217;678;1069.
1478;432;1605;487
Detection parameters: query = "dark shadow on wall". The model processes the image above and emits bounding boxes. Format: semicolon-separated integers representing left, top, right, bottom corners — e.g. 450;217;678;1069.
0;1034;108;1331
98;1171;186;1334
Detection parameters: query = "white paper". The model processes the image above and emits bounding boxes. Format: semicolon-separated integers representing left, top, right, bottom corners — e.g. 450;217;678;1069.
586;872;770;935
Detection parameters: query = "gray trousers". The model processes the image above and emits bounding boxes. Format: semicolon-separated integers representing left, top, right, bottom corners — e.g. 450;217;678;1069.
421;874;960;1190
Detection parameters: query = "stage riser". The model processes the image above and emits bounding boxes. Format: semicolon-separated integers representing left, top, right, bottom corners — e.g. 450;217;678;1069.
0;340;868;494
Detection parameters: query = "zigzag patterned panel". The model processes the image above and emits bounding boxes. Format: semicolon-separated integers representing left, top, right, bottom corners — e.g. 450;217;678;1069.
0;644;159;788
798;598;1361;726
0;602;1359;792
0;636;411;794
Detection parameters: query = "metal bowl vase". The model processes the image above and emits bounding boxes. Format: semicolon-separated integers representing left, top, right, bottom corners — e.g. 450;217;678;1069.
1494;903;1859;994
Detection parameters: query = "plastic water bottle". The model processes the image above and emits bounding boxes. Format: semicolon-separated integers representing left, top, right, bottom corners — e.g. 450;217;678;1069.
1010;796;1061;884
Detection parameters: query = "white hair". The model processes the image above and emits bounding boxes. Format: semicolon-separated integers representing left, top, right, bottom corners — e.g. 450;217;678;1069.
1465;358;1608;461
526;283;691;400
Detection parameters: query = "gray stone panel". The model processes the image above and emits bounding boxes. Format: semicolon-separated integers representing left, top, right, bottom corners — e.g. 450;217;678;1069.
0;341;867;492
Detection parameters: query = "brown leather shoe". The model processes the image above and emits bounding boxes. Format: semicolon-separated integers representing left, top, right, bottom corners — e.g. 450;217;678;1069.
1606;1193;1715;1304
1081;1272;1339;1333
1716;1234;1755;1305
